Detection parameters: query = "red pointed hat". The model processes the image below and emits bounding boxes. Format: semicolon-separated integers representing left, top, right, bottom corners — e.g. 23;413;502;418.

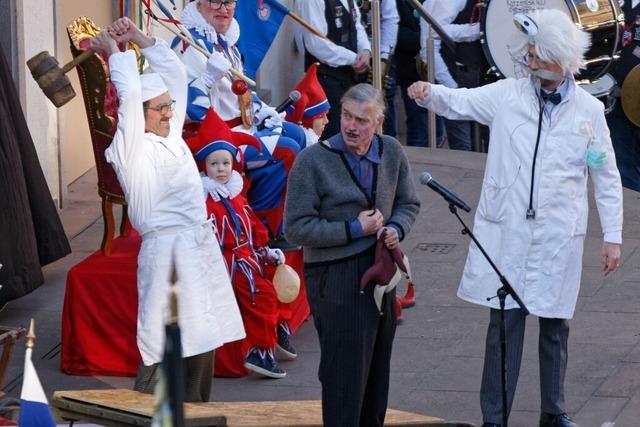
285;63;330;124
186;108;261;172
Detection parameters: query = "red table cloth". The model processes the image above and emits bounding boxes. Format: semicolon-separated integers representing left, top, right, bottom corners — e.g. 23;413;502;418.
61;234;309;377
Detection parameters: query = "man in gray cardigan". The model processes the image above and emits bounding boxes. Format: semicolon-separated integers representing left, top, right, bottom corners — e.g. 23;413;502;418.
285;83;420;426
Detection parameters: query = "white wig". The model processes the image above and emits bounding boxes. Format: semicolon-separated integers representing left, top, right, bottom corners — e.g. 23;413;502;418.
514;8;591;75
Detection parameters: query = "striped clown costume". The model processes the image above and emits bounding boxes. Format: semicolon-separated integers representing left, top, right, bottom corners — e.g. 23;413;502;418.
174;1;309;237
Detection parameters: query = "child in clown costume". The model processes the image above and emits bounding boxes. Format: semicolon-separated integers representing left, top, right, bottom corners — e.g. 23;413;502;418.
284;63;331;146
187;108;291;379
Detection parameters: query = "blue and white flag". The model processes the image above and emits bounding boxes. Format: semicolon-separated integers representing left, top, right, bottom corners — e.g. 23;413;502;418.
236;0;289;79
19;347;56;427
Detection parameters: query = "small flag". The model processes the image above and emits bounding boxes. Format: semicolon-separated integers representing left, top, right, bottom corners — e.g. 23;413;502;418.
235;0;289;79
19;320;56;427
151;266;185;427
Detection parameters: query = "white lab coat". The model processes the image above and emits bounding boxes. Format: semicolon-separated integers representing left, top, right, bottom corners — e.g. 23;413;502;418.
418;77;623;319
105;39;245;365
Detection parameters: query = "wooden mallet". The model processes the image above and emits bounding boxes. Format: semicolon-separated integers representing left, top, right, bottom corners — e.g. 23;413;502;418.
26;49;94;108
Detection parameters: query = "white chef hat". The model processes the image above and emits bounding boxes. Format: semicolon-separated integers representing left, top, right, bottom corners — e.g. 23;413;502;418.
140;73;169;102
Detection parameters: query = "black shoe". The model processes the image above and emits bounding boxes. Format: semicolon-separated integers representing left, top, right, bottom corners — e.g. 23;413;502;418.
244;347;286;379
276;322;297;359
539;413;578;427
269;234;301;253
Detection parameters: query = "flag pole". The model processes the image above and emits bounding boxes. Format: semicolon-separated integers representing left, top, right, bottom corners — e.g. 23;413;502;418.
285;11;331;41
167;261;185;427
148;13;257;87
370;0;382;92
26;319;35;350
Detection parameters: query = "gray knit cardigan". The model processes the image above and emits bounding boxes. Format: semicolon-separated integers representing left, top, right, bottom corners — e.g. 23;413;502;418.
284;134;420;264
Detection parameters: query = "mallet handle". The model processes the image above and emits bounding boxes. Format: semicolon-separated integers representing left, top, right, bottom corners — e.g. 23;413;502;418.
61;49;95;74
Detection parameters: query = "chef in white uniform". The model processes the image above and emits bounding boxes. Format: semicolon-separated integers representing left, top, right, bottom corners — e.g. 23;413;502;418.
91;17;244;402
408;9;623;427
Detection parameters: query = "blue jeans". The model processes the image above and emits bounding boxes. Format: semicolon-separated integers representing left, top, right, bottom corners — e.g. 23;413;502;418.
443;118;472;151
606;103;640;192
384;61;445;147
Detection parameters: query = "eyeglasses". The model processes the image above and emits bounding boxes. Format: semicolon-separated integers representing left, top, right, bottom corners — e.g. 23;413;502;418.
522;51;550;67
203;0;237;10
144;100;176;115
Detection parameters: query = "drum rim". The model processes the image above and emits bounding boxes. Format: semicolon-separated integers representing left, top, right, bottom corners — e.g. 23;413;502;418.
480;0;624;82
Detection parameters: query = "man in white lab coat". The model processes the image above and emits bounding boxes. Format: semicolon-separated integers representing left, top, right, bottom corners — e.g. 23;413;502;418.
91;17;244;402
408;9;623;427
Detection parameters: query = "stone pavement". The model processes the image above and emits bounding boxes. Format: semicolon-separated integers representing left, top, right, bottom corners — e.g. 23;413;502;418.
1;147;639;427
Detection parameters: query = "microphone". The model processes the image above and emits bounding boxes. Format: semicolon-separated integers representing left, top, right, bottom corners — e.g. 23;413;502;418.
419;171;471;212
275;90;301;113
257;90;301;131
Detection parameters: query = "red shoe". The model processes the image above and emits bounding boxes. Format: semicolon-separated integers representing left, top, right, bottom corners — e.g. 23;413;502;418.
400;281;415;308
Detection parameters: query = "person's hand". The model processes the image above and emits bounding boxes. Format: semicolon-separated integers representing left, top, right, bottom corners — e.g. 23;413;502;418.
109;17;155;48
254;105;283;129
201;175;230;201
89;31;119;56
352;49;371;73
202;51;232;86
601;242;621;276
407;81;431;101
378;226;399;250
265;247;286;265
358;209;383;236
107;17;137;44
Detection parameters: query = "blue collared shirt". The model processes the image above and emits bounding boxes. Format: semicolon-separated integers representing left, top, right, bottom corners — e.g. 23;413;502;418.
328;133;402;240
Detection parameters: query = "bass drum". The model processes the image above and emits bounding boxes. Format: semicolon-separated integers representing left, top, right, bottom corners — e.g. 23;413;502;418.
481;0;624;82
579;73;617;114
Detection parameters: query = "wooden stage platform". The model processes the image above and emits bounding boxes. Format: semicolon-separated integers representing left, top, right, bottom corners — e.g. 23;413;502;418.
52;389;449;426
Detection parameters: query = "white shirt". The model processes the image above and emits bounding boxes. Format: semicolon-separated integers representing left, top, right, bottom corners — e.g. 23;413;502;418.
379;0;400;59
419;0;481;88
295;0;371;67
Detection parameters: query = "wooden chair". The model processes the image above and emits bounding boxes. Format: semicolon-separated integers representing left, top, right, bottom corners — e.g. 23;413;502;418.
67;17;132;255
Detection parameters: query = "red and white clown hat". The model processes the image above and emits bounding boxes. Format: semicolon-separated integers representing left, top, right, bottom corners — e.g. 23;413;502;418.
285;63;330;127
186;108;262;173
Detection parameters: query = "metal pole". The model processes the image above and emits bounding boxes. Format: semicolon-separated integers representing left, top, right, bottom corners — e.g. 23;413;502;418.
371;0;382;92
427;36;436;148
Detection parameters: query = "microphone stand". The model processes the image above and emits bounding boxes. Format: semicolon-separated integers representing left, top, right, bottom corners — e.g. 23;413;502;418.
449;204;529;427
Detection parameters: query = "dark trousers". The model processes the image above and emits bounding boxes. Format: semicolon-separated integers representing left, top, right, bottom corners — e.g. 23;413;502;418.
133;350;214;402
305;250;397;427
480;309;569;423
317;71;354;139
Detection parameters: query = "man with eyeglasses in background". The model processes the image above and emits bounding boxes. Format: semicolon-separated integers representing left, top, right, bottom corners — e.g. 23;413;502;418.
409;8;623;426
90;17;244;402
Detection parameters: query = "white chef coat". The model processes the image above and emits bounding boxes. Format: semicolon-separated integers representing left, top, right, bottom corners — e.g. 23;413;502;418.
105;39;245;365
